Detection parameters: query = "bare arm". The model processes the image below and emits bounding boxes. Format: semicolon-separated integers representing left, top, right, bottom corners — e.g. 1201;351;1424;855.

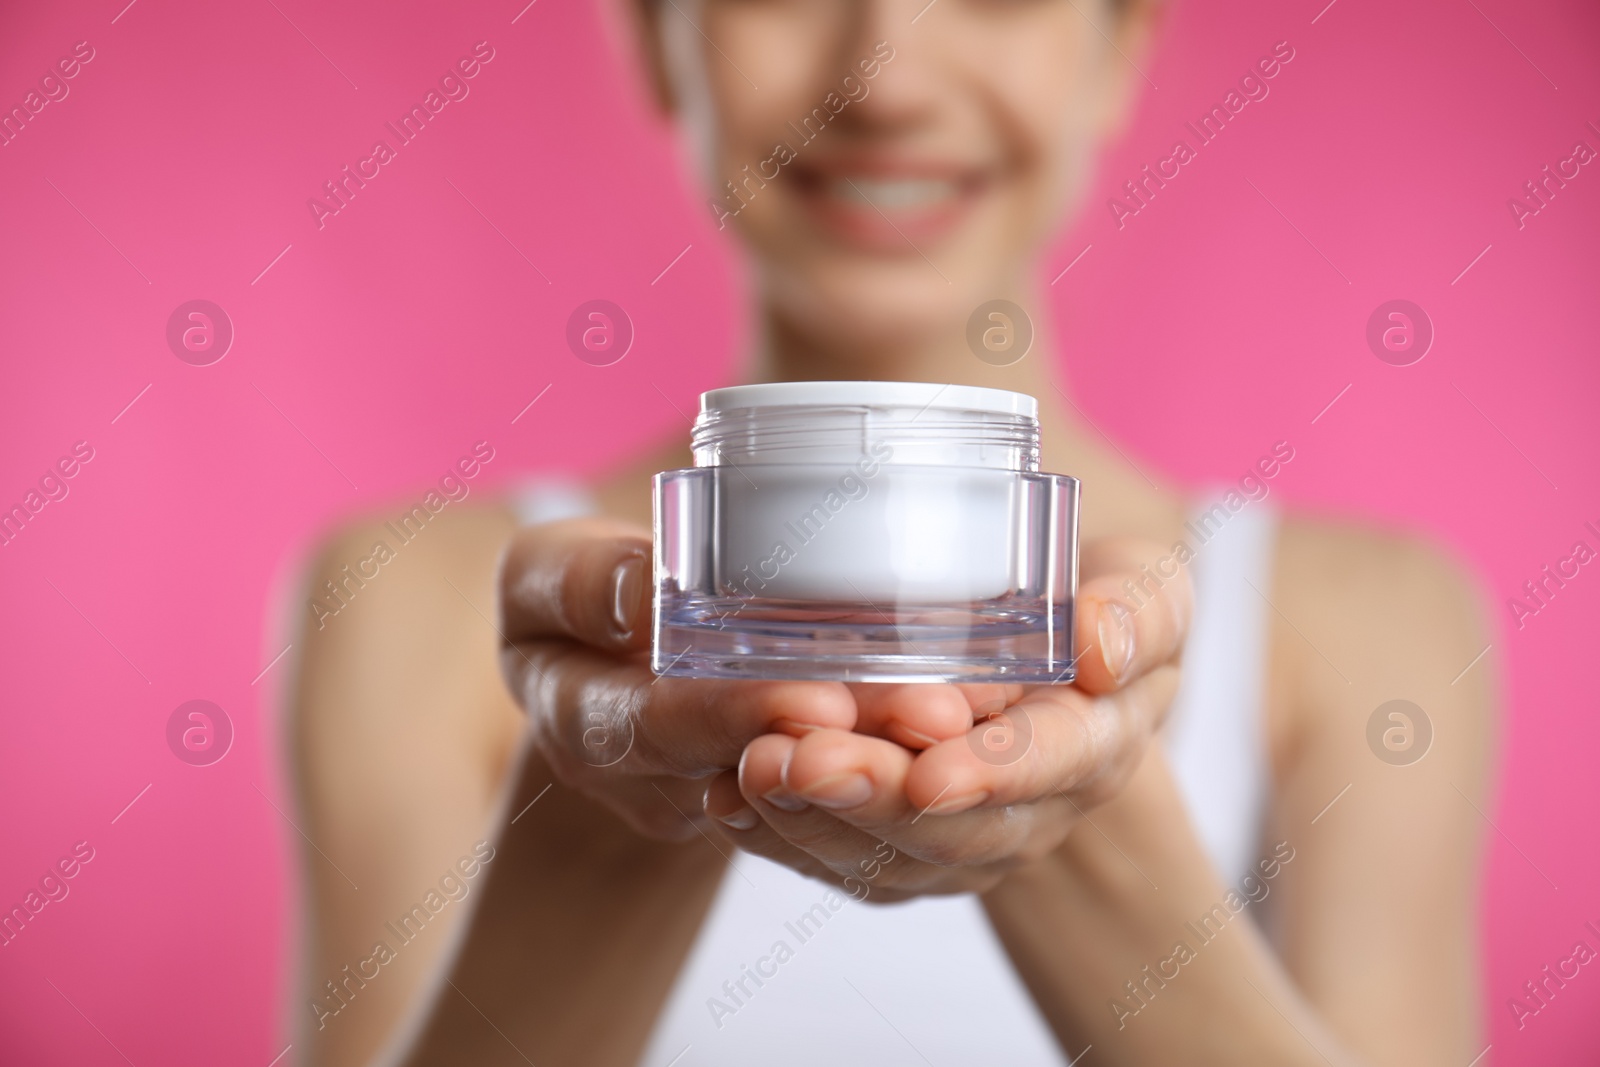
391;742;729;1067
291;509;901;1066
289;506;525;1066
1268;523;1492;1062
288;507;726;1067
982;522;1493;1064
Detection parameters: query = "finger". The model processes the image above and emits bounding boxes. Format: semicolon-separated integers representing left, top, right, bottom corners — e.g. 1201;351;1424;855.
703;767;834;878
847;683;980;749
776;728;1052;870
718;735;879;878
705;767;763;831
783;728;915;818
602;776;715;843
498;516;654;654
1072;537;1194;694
727;732;1055;883
728;735;910;885
904;664;1182;815
503;642;857;778
706;773;906;895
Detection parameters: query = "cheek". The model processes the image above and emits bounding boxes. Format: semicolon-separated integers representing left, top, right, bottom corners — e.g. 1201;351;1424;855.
966;30;1104;243
700;9;832;165
1035;80;1101;186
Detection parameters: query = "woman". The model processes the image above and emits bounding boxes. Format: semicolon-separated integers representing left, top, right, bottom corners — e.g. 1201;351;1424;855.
289;1;1493;1063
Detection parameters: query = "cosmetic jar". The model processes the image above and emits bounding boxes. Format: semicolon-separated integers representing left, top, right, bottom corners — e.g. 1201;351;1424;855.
651;381;1079;683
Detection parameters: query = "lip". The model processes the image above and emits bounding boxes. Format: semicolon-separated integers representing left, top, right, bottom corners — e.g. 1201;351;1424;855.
786;158;990;252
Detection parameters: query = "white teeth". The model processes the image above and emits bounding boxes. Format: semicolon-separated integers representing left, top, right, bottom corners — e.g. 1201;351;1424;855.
831;178;957;209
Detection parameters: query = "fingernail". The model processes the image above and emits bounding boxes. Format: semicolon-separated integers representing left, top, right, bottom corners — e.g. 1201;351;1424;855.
715;805;759;831
762;787;809;812
796;773;873;811
926;790;988;816
1098;600;1135;680
896;727;942;749
611;555;646;638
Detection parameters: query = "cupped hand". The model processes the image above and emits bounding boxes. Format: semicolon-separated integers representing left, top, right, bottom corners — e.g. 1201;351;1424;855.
497;517;865;839
497;518;962;841
701;538;1192;900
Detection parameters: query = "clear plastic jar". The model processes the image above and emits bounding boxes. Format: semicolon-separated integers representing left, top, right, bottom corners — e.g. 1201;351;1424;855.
651;381;1079;683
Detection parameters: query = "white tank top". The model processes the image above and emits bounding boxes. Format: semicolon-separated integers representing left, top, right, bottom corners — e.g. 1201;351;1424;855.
510;484;1277;1065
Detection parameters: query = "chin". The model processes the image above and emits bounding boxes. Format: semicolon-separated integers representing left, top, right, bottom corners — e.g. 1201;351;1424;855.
741;188;1042;353
766;257;991;352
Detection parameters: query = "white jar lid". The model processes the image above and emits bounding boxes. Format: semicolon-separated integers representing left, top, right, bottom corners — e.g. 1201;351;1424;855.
701;381;1038;419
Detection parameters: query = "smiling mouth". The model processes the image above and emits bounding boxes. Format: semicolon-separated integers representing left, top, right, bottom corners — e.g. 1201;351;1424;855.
831;177;963;210
788;165;988;250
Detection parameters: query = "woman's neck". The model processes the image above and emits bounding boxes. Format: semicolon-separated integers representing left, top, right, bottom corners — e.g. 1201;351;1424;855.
750;294;1058;399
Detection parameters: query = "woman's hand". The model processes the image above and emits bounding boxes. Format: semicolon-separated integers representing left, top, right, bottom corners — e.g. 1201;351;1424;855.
701;538;1192;900
498;517;857;839
498;518;1189;897
497;517;989;841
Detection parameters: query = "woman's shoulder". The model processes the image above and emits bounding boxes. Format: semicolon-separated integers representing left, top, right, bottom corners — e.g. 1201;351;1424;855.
298;498;518;646
294;453;659;663
1272;514;1486;631
291;499;525;764
1265;513;1495;766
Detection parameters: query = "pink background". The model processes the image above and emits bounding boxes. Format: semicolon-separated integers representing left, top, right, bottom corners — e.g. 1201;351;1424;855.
2;0;1597;1062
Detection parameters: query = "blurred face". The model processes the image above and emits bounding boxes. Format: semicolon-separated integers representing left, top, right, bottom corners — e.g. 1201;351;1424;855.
645;0;1140;347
